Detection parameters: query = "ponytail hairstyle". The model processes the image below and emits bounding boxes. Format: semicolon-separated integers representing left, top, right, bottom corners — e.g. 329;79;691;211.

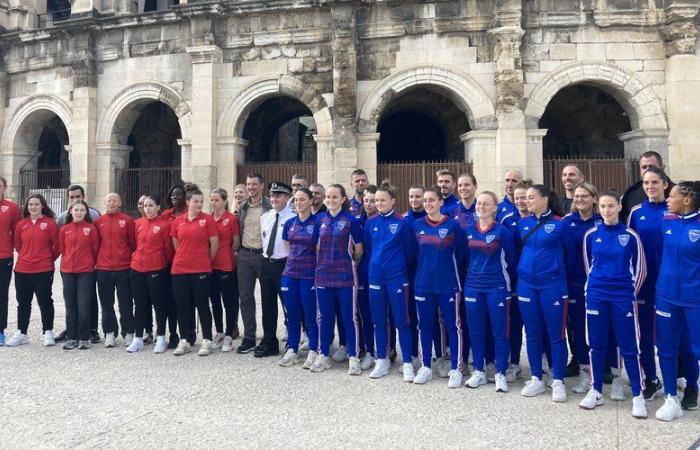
212;187;229;211
424;185;443;201
66;200;93;224
676;181;700;212
144;194;161;206
530;184;563;217
514;179;533;191
377;179;397;199
328;184;351;210
571;181;599;214
184;182;202;201
22;193;55;219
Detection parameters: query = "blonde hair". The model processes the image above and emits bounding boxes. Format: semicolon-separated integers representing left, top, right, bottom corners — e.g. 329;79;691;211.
571;181;599;214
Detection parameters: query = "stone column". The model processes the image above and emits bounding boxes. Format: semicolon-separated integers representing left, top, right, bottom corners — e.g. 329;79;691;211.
70;86;98;202
314;134;334;187
525;129;548;184
356;133;380;184
178;139;192;182
186;42;222;204
215;137;247;200
95;144;132;202
618;130;670;161
461;130;498;193
2;149;37;202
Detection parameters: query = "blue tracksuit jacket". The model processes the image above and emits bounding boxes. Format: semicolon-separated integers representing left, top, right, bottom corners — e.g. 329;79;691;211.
412;216;465;294
516;210;567;289
656;212;700;306
363;210;415;285
561;212;602;288
627;200;666;301
464;221;518;292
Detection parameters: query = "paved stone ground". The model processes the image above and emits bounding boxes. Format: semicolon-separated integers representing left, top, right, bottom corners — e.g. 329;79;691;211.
1;268;699;449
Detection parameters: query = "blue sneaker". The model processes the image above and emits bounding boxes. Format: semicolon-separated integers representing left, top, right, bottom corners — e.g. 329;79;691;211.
0;332;5;346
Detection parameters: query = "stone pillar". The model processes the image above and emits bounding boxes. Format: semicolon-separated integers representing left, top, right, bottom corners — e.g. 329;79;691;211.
215;137;246;200
95;144;132;203
356;133;380;184
70;87;98;202
178;139;192;182
525;129;548;184
186;42;222;203
2;149;37;202
461;130;498;193
618;130;670;161
314;134;334;187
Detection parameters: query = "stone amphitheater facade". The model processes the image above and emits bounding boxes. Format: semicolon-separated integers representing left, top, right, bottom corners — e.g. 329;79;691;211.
0;0;698;201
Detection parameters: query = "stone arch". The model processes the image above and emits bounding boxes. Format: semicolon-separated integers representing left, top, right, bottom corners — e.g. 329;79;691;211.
524;61;668;131
217;75;333;140
2;94;73;151
96;81;192;145
357;64;497;134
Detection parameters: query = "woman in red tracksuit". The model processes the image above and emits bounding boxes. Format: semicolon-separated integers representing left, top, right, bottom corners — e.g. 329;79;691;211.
95;193;136;348
59;200;100;350
128;195;174;354
0;176;21;346
7;194;59;347
160;183;187;348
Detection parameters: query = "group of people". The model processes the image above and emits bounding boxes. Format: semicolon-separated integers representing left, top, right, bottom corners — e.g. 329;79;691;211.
0;150;699;423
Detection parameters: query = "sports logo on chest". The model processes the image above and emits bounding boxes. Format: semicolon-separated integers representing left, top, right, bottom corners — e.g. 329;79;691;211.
485;234;496;244
152;226;161;234
618;234;630;247
40;222;48;231
438;228;448;239
223;219;229;226
198;219;206;227
389;223;398;234
544;224;555;234
306;225;314;234
689;229;700;243
83;227;91;236
118;220;126;228
0;206;8;213
336;221;346;231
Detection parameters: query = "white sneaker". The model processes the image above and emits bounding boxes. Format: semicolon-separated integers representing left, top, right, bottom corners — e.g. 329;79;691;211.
413;366;433;385
303;351;319;370
221;336;234;352
521;376;546;397
632;394;648;419
369;359;390;379
212;333;225;350
310;355;332;373
360;353;374;370
348;357;362;376
552;379;567;402
127;337;144;353
124;333;134;347
610;376;626;401
104;333;116;348
572;366;592;394
448;370;463;388
399;356;421;374
403;363;415;382
436;357;450;378
466;370;487;389
485;363;496;383
655;395;683;422
579;389;604;409
198;339;213;356
332;345;348;363
173;339;191;356
279;349;300;367
495;373;509;393
43;330;55;347
153;336;167;353
299;333;309;351
505;364;522;383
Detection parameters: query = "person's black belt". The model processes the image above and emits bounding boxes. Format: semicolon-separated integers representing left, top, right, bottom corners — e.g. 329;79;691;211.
240;246;263;254
264;256;287;264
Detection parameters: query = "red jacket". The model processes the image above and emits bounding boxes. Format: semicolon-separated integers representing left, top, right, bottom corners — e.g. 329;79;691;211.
131;216;174;273
212;211;239;272
14;216;59;273
0;198;21;259
160;208;183;262
95;212;136;271
59;221;100;273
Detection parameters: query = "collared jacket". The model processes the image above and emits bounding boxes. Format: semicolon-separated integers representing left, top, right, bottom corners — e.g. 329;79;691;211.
627;200;666;301
95;212;136;271
561;211;603;288
464;221;518;293
656;212;700;306
412;215;465;294
364;210;416;285
497;196;517;223
131;216;174;273
59;221;100;273
14;216;59;273
0;199;21;259
516;210;567;290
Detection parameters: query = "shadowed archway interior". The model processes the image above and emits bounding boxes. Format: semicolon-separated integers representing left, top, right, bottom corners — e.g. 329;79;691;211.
127;101;182;168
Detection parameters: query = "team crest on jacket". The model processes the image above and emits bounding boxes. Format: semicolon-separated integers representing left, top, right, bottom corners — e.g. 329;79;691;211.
438;228;448;239
118;220;126;228
485;234;495;244
153;226;161;234
389;223;398;234
83;227;91;236
199;219;206;227
690;229;700;243
336;221;346;231
306;225;314;234
544;224;555;233
223;219;230;226
40;222;48;230
0;206;7;213
618;234;630;247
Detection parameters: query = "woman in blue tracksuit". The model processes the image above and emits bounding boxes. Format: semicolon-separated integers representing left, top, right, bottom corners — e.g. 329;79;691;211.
354;186;377;370
310;184;364;375
580;192;647;418
561;182;602;394
278;188;319;369
517;185;568;402
654;181;700;422
411;186;465;388
463;191;517;393
365;181;416;382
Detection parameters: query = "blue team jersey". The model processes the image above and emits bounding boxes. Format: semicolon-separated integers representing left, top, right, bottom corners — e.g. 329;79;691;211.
455;201;477;231
364;210;415;285
412;216;465;294
516;210;567;289
464;221;517;292
282;214;317;280
441;193;459;217
561;212;603;288
656;212;700;305
403;209;427;222
627;200;667;300
356;213;374;285
583;222;646;302
312;210;363;288
349;197;363;219
497;196;517;223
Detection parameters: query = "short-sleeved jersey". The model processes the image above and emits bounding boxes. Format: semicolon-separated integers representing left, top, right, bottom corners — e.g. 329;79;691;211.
464;221;518;293
282;214;317;280
131;216;173;273
212;211;239;272
312;210;363;288
170;212;218;274
441;193;459;217
455;201;477;231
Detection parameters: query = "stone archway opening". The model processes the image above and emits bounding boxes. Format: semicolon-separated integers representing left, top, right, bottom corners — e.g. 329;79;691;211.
377;87;471;163
241;96;317;163
126;101;182;168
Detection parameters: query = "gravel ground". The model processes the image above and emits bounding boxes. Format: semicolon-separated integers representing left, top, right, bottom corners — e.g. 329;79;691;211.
1;267;698;449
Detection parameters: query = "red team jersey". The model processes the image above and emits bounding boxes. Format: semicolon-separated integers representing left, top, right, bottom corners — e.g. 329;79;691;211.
211;211;239;272
94;212;136;271
170;212;218;275
14;216;59;273
0;199;21;259
131;216;174;273
59;221;100;273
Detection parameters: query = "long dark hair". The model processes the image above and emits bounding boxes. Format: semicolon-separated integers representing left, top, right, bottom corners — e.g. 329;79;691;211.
22;194;55;219
328;184;351;210
530;184;563;217
65;200;93;224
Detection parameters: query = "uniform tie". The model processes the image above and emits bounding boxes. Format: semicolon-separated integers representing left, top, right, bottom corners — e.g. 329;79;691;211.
266;212;279;257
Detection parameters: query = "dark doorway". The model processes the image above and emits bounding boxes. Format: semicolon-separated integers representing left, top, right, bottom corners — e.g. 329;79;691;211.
539;84;632;158
127;101;181;168
37;116;69;171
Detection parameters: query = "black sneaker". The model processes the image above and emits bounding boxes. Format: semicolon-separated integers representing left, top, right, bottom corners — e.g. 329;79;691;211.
682;386;698;410
643;378;663;401
143;333;154;345
168;333;180;349
237;339;256;354
253;342;280;358
62;339;77;350
603;365;613;385
566;358;579;378
90;331;101;344
389;349;397;364
54;329;67;343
